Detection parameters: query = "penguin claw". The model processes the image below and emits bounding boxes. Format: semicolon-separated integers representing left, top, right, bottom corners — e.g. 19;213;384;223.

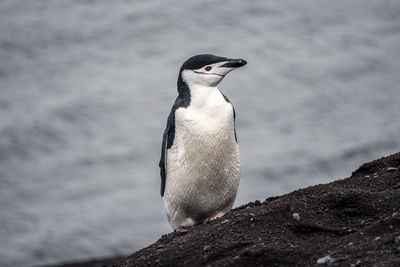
209;211;226;221
174;227;189;234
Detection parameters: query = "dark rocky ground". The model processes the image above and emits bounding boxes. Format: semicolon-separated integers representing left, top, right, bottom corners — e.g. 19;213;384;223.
58;152;400;266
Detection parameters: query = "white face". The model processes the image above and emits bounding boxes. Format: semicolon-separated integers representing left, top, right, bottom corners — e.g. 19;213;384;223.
181;61;237;87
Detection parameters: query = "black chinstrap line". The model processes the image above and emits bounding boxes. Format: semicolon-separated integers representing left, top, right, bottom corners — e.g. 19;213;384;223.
192;70;225;77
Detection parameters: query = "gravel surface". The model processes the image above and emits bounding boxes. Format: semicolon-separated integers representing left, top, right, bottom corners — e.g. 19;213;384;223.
58;152;400;266
113;152;400;266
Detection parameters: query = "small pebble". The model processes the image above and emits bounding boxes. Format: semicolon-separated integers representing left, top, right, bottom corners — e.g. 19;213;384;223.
250;213;255;217
387;167;398;172
360;219;371;226
317;255;331;264
356;259;362;266
348;242;354;246
392;212;399;217
382;235;393;244
317;255;336;265
176;229;189;235
396;246;400;254
292;213;300;222
316;255;342;265
395;235;400;244
375;236;381;241
203;245;212;252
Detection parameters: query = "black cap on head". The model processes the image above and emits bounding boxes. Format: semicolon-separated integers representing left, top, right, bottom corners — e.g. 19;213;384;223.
177;54;247;94
180;54;229;72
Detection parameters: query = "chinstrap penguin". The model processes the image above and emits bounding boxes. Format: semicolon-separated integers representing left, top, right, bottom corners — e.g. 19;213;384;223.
159;54;247;230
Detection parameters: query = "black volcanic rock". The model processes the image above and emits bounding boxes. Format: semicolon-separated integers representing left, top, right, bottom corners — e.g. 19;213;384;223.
112;152;400;266
60;152;400;266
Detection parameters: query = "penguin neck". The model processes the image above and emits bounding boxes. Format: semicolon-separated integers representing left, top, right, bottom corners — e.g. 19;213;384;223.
177;78;232;126
178;76;223;108
187;84;221;109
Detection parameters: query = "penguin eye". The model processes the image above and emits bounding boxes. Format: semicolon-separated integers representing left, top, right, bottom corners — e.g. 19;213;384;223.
205;66;212;71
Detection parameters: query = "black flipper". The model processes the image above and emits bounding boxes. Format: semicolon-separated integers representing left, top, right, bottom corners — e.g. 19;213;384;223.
159;93;190;197
159;112;173;197
221;92;238;143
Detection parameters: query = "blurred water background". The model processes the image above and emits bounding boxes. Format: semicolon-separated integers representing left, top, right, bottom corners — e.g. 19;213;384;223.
1;0;400;266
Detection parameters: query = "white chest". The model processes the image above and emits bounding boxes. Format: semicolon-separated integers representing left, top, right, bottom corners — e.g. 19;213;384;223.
169;85;239;187
175;85;234;136
163;85;240;228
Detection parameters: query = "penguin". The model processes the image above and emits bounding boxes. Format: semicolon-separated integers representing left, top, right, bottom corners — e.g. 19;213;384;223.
159;54;247;230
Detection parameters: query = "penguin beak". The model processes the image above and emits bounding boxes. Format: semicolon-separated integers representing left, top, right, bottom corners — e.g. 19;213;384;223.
219;59;247;68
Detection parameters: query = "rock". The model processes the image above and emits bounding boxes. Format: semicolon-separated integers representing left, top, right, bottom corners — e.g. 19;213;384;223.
56;152;400;267
360;219;371;226
292;212;300;222
317;255;331;264
175;229;189;235
387;167;398;172
203;245;212;252
316;255;341;266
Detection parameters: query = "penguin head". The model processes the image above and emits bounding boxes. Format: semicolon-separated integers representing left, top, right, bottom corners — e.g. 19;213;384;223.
178;54;247;88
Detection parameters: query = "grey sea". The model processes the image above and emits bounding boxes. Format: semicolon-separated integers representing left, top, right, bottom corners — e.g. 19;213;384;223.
1;0;399;266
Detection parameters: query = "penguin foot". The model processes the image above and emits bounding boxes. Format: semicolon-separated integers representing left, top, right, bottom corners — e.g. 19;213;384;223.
174;227;189;234
209;211;226;221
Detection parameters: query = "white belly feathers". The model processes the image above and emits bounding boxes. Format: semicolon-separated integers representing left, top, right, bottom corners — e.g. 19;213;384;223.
163;85;240;229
